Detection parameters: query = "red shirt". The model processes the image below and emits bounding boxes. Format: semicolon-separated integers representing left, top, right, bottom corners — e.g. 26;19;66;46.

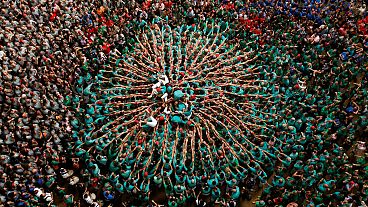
142;1;151;10
164;1;173;8
50;10;58;21
102;43;111;54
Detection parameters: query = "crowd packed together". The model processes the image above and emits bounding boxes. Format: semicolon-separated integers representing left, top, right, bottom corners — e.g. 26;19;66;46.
0;0;367;207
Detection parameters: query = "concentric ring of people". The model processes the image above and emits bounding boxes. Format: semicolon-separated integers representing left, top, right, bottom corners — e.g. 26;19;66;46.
72;20;289;202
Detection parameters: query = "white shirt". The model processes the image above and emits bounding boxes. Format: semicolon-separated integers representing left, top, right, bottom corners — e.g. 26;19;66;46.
83;193;93;204
44;192;52;202
69;176;79;185
92;202;100;207
159;75;169;85
152;82;161;89
34;188;43;197
147;116;158;127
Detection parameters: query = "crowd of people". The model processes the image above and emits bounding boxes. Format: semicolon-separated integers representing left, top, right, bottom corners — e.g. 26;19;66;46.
1;0;86;206
0;0;367;207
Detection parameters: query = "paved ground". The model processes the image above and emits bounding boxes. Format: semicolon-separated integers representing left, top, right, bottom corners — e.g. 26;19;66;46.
240;172;275;207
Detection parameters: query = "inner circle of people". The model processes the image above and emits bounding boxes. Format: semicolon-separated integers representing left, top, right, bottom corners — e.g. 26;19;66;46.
0;0;367;207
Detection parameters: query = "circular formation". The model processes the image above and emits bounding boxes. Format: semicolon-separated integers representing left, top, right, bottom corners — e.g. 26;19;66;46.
73;21;286;203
